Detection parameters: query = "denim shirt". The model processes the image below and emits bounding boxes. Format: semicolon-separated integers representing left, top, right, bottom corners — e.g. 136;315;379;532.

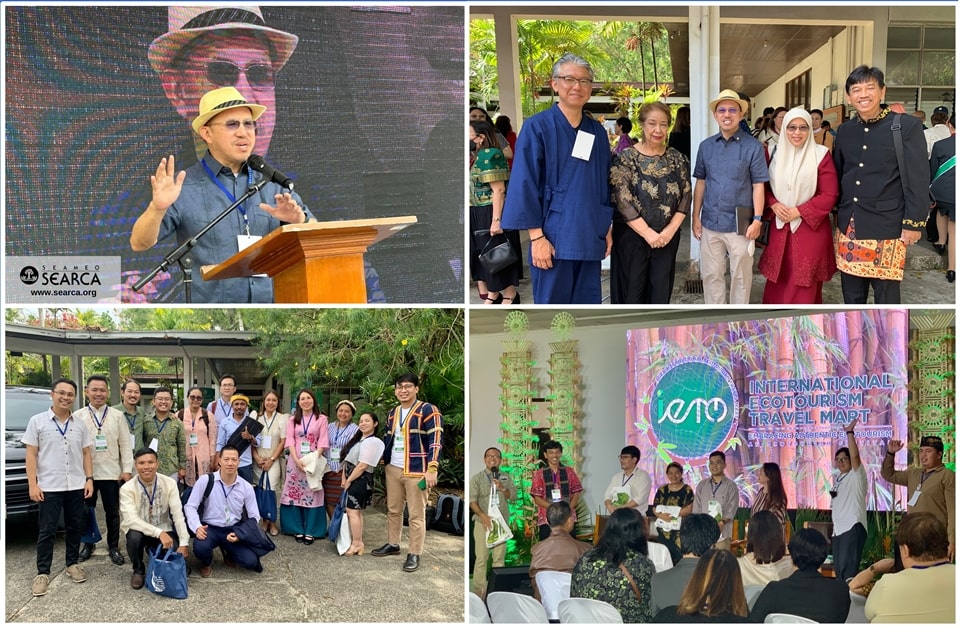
157;153;315;304
693;130;769;233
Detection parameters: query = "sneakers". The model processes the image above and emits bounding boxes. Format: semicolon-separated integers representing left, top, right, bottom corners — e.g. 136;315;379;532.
31;574;50;597
65;564;87;583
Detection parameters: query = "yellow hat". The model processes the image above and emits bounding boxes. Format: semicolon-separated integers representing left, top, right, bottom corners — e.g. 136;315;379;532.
230;394;250;404
192;87;266;134
709;89;749;114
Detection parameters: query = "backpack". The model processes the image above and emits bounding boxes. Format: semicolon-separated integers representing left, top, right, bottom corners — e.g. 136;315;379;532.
432;493;465;536
180;472;215;537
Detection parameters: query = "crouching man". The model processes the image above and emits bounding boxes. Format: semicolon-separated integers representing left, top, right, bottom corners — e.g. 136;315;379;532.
184;445;267;576
119;447;189;589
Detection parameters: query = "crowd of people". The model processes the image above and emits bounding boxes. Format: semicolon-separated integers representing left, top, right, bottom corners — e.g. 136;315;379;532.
23;372;443;596
472;57;953;305
470;422;955;623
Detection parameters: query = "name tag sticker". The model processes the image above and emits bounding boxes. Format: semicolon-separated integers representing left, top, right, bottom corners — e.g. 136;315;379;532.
572;130;595;160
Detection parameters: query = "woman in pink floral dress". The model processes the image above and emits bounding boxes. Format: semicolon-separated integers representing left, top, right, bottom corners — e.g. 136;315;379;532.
177;386;217;487
280;389;329;544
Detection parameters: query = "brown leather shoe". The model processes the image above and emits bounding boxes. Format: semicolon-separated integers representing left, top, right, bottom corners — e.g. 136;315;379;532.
199;564;213;578
130;573;145;589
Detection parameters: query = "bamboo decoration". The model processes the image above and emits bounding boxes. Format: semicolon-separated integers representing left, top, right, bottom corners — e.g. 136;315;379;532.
498;311;539;536
908;314;955;469
546;312;584;475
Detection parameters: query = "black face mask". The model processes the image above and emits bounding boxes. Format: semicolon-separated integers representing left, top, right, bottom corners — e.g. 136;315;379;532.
469;140;477;152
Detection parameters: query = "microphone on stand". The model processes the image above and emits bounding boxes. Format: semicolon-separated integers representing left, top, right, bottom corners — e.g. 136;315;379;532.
247;154;294;190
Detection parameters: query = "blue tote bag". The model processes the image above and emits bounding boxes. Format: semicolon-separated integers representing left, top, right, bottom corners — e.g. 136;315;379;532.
255;473;277;522
146;545;188;599
327;490;349;542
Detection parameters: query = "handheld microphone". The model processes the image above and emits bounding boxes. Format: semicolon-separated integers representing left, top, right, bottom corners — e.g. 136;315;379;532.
247;154;294;190
490;466;500;480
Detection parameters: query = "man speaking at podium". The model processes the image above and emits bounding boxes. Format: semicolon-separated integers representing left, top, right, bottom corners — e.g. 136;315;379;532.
130;86;314;303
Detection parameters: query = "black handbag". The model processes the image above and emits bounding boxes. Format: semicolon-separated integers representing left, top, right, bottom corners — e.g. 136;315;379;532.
477;232;518;274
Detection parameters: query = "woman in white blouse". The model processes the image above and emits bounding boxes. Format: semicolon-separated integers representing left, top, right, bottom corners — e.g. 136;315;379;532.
254;389;287;536
340;411;385;556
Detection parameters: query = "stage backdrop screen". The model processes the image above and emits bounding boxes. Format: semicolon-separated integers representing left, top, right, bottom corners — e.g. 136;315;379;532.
5;5;463;303
626;310;908;511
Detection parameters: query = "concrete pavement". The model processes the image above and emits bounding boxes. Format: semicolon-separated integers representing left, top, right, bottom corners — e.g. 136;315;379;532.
5;508;465;623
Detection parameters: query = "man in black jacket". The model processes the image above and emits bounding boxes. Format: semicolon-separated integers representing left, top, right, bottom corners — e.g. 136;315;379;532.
833;65;929;304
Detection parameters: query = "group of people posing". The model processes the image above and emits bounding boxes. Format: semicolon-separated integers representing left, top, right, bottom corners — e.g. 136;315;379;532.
24;372;443;597
470;425;955;622
471;55;944;305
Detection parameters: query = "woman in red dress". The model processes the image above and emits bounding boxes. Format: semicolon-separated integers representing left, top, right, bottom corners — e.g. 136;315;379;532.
760;108;839;303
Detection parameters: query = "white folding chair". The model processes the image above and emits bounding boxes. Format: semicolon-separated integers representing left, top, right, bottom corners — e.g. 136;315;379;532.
646;542;673;573
744;584;765;610
486;591;549;623
469;591;492;623
846;591;868;624
557;597;623;624
764;612;819;623
535;571;572;621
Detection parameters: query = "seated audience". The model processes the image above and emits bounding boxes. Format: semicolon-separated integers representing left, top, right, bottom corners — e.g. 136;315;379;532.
738;510;794;586
863;512;955;623
652;513;721;612
529;500;592;600
749;528;850;622
119;448;190;590
570;508;656;622
653;549;751;623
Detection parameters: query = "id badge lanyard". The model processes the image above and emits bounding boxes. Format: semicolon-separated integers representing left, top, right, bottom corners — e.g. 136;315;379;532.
202;157;255;235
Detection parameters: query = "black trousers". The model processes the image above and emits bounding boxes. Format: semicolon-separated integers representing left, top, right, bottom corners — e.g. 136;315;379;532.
85;479;121;550
126;529;181;575
840;272;901;304
832;522;866;582
238;464;255;485
37;489;85;574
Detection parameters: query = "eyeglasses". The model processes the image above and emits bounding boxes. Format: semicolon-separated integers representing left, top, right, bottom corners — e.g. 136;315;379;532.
207;120;257;132
188;395;204;401
204;61;274;90
786;124;810;133
715;107;740;115
554;75;593;88
395;384;416;391
53;390;76;398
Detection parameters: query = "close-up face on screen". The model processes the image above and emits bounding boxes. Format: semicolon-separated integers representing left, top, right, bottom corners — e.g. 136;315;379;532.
5;5;464;304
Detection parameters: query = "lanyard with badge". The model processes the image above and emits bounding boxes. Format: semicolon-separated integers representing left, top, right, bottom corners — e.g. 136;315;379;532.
202;157;267;273
908;468;940;507
138;478;157;523
53;415;71;439
260;412;276;451
220;480;238;523
188;409;200;448
217;398;231;419
89;405;109;452
394;406;412;453
300;414;314;456
125;411;138;451
330;424;344;461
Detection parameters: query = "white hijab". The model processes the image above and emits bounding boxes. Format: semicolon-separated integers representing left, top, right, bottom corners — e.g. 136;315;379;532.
768;108;829;231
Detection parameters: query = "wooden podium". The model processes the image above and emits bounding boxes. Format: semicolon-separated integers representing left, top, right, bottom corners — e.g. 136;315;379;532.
200;216;416;303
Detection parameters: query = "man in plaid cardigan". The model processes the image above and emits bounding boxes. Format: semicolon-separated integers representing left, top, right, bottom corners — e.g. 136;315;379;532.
371;373;443;573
